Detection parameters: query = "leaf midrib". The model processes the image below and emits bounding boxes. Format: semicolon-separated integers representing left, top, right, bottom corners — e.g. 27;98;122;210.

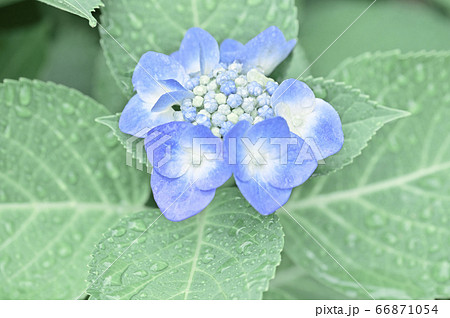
292;161;450;209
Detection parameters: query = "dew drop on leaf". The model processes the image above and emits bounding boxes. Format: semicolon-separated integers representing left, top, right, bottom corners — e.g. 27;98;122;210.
112;226;127;237
129;219;147;232
58;244;73;258
128;13;143;29
149;261;168;272
19;84;32;106
61;102;75;115
15;106;33;118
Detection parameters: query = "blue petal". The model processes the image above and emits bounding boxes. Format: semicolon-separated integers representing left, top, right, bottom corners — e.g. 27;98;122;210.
119;95;175;137
146;122;232;190
241;26;296;75
177;27;220;75
219;39;245;65
264;132;318;189
235;174;292;215
245;116;291;142
179;124;232;190
151;84;194;112
170;50;181;62
132;52;188;105
223;120;252;181
151;170;215;221
226;117;292;182
145;121;192;178
295;99;344;160
271;78;315;109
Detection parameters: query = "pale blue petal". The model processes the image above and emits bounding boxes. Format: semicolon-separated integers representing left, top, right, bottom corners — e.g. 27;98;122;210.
223;120;252;181
179;124;232;190
177;27;220;75
297;99;344;160
132;52;188;105
271;78;315;109
242;26;296;74
265;132;318;189
235;175;292;215
245;116;291;142
151;87;194;112
145;121;192;178
219;39;245;65
170;50;181;63
151;170;215;222
119;95;175;137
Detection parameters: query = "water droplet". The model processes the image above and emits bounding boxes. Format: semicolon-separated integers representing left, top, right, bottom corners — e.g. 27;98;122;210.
4;84;15;105
279;0;290;10
112;226;127;237
67;171;78;185
432;262;449;283
58;244;73;257
128;13;143;29
56;114;69;127
19;84;32;106
69;132;80;143
238;241;253;254
133;270;148;277
3;125;11;138
365;214;385;228
204;0;216;10
136;235;147;244
104;132;117;148
247;0;262;6
149;261;168;272
129;219;147;232
0;254;11;267
203;253;215;264
15;106;33;118
73;233;82;242
42;258;55;268
312;85;327;99
265;4;276;22
62;102;75;115
105;161;120;179
415;64;425;82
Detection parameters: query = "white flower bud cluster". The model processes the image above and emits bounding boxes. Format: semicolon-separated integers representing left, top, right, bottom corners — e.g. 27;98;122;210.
179;62;279;137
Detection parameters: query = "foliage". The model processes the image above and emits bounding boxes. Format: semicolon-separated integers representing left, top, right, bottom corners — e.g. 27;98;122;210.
0;0;449;300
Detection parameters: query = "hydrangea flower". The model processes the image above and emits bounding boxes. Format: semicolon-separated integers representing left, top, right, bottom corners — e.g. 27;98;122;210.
145;122;231;221
224;117;318;214
119;26;344;220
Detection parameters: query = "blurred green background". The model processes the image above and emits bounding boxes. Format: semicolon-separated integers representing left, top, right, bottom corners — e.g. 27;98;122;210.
1;0;450;111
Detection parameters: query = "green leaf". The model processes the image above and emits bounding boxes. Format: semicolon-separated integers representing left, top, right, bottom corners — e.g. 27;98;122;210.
302;77;408;176
264;253;348;300
92;52;127;113
282;52;450;299
0;0;21;7
0;79;148;299
301;0;450;76
37;10;100;95
87;188;284;300
95;113;150;171
271;44;310;83
37;0;103;27
432;0;450;12
0;19;51;80
100;0;299;95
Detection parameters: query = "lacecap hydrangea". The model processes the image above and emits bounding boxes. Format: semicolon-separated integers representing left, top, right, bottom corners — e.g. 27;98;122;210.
119;26;344;221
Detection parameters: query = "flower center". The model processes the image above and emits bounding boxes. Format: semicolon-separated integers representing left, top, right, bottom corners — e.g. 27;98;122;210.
175;62;279;138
